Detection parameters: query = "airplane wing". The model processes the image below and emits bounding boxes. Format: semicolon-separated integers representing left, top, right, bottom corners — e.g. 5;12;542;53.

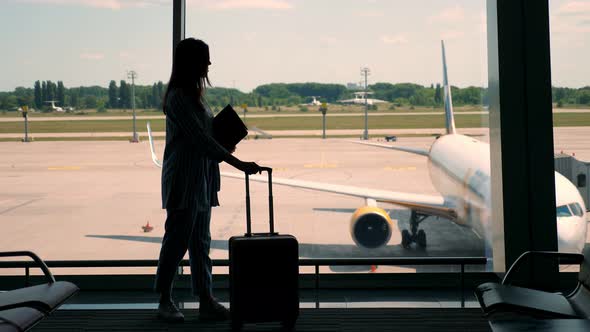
147;122;162;167
220;171;457;220
349;140;430;157
147;122;456;220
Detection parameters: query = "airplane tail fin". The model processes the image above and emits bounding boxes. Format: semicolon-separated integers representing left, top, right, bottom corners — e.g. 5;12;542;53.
441;40;457;135
147;122;163;168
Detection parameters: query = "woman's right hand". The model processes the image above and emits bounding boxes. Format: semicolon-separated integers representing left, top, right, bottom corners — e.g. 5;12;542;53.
238;161;262;175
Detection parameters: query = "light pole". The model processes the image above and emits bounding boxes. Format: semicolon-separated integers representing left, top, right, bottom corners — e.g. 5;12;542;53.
127;70;139;142
241;103;248;123
361;67;370;140
22;106;31;142
319;102;328;139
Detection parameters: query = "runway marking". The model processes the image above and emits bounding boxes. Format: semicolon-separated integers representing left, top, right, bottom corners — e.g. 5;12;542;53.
0;198;41;215
304;152;338;169
383;166;417;171
304;163;338;168
48;166;81;171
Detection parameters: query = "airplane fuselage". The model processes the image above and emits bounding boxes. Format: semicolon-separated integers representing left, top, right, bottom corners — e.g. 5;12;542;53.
426;133;587;252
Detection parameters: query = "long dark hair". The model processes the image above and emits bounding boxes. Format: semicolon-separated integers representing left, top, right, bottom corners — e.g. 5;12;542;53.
162;38;211;114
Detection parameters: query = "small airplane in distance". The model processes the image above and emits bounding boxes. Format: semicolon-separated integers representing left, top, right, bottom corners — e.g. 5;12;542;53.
300;96;323;106
45;101;64;112
147;41;588;255
45;100;74;112
338;91;387;105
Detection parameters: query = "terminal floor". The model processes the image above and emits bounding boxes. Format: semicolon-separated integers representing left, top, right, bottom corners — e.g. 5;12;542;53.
59;288;482;310
32;308;490;331
32;289;491;331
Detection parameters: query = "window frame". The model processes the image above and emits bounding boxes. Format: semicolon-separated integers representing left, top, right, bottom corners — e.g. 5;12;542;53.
2;0;562;288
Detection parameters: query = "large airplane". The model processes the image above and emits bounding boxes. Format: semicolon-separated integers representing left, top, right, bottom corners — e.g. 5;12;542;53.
148;41;588;254
338;91;387;105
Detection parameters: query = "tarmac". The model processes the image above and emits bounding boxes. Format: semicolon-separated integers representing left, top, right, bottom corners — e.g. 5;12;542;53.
0;127;487;139
1;127;589;275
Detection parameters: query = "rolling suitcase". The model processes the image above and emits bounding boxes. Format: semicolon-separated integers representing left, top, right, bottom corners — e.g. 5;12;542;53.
229;167;299;331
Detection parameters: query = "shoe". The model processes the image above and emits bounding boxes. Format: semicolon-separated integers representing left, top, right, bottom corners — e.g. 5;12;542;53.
199;299;230;321
157;301;185;323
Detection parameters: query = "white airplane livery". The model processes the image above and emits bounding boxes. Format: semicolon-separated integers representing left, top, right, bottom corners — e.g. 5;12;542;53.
45;100;64;112
45;100;74;112
148;41;587;253
301;96;322;106
338;91;387;105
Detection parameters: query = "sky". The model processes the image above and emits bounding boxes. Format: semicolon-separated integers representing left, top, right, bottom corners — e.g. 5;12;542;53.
0;0;588;92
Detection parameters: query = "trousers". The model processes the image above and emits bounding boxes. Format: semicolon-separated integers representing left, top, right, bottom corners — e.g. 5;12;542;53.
154;206;212;298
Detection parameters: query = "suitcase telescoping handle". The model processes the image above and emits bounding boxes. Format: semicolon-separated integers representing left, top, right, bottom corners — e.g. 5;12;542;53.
245;167;274;236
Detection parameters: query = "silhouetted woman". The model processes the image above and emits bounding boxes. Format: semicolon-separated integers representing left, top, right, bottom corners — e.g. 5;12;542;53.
155;38;261;323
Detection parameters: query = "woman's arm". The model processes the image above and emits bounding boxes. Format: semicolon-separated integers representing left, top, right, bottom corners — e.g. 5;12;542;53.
224;153;262;175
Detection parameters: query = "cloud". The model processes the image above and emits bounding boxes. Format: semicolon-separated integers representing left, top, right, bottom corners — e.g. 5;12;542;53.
380;34;408;45
440;30;465;40
357;11;384;18
20;0;292;11
557;1;590;16
198;0;294;10
80;52;105;60
429;5;465;24
119;51;132;59
551;19;590;34
320;35;338;45
552;1;590;34
241;32;258;42
17;0;168;10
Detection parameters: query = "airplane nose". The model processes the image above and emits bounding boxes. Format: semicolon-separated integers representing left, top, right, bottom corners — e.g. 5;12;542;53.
556;217;585;252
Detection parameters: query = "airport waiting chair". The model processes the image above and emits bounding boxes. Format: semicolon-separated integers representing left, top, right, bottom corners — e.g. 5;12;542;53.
0;251;79;331
474;247;590;319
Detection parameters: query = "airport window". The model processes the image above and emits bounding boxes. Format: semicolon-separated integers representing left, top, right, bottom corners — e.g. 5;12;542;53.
0;0;511;277
549;0;590;254
187;0;492;273
1;1;171;274
578;174;587;188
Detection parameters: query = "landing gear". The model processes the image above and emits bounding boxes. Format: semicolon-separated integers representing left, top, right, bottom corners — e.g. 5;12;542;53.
416;229;427;247
400;211;428;248
401;230;412;248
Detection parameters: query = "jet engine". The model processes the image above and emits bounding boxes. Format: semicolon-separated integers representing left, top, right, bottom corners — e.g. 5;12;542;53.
349;206;393;249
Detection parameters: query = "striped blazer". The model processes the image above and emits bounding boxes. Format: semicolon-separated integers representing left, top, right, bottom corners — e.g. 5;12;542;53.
161;88;230;210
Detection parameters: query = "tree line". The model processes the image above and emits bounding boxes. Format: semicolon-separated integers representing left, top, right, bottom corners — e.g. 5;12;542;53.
1;81;589;112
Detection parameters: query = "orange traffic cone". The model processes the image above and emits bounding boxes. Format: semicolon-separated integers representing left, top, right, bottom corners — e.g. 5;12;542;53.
142;221;153;233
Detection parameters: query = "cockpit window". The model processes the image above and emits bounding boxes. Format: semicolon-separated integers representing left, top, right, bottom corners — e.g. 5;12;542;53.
568;203;584;217
556;205;572;217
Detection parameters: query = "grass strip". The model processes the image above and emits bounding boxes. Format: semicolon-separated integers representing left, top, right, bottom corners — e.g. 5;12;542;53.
1;113;589;134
